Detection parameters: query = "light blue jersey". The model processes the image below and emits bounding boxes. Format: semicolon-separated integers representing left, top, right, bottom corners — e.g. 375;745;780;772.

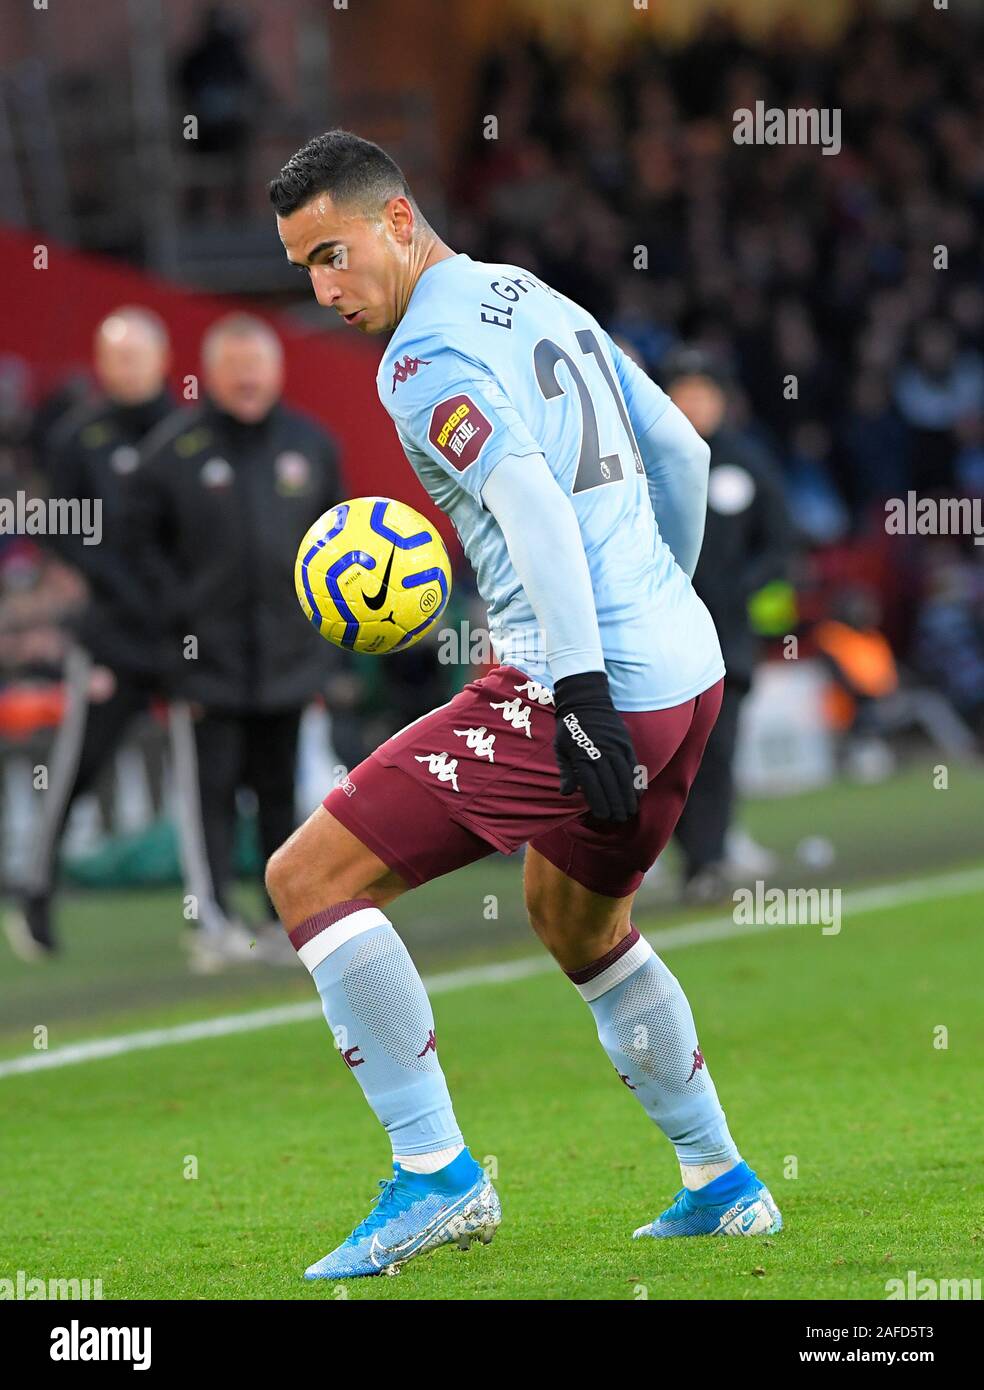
378;254;724;710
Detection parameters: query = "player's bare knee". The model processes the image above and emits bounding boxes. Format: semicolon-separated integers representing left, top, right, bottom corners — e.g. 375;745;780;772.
265;828;336;926
525;890;562;952
266;812;388;930
264;839;301;922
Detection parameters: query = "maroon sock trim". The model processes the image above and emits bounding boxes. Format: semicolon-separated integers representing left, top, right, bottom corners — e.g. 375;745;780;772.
287;898;378;953
565;925;640;986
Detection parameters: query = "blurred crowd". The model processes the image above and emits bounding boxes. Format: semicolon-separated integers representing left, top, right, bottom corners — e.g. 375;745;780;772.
450;6;984;724
1;7;983;853
0;301;460;955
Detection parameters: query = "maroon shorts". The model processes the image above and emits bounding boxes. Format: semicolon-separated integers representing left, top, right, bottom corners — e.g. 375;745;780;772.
324;665;723;899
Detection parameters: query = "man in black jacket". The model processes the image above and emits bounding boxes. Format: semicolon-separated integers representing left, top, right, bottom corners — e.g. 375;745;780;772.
4;307;174;959
663;349;792;899
131;313;343;968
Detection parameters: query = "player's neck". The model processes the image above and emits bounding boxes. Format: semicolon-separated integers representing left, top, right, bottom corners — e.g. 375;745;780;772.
398;234;456;320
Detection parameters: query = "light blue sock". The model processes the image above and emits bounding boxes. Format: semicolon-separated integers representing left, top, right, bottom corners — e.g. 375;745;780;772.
568;927;739;1165
290;899;463;1158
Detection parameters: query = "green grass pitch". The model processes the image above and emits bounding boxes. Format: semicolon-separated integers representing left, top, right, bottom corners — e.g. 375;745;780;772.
1;862;981;1299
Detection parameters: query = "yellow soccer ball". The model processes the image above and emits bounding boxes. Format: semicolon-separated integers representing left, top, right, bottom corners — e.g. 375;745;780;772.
295;496;452;654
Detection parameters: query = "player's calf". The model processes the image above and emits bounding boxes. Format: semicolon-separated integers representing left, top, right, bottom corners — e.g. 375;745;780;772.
264;806;487;1277
524;847;781;1237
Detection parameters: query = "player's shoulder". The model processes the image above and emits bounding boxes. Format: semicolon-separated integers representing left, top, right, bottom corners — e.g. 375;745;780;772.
377;253;550;409
378;262;471;397
377;329;449;411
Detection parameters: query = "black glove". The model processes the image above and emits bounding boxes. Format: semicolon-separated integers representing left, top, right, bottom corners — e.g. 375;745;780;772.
553;671;640;823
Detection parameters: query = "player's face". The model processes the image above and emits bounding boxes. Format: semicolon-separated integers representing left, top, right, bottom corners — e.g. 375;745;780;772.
277;192;413;335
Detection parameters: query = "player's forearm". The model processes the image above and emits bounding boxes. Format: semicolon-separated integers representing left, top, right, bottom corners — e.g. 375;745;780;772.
480;452;605;680
636;401;711;579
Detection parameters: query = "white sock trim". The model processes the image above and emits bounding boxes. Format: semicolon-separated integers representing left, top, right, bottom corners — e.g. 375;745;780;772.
394;1144;465;1175
297;905;388;974
574;934;654;1002
680;1157;741;1191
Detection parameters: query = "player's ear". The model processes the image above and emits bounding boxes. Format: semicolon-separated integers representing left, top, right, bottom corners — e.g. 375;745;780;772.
387;195;415;244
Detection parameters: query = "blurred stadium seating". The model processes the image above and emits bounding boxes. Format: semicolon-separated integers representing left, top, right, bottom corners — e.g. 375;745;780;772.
3;0;984;1318
0;0;981;887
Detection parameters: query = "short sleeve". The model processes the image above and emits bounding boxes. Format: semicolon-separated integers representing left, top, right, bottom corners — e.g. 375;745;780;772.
382;344;543;503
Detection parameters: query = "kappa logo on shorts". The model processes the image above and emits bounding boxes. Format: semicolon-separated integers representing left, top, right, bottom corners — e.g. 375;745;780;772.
453;725;496;761
488;696;533;737
414;751;460;792
428;394;493;470
514;679;554;706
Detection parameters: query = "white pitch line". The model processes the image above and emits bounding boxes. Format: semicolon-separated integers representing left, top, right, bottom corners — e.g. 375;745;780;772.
2;864;982;1081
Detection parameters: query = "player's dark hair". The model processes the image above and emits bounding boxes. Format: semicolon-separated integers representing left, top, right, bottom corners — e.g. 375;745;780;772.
268;130;417;220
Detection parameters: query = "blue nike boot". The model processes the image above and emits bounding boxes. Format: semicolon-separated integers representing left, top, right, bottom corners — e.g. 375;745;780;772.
304;1149;501;1279
633;1160;782;1239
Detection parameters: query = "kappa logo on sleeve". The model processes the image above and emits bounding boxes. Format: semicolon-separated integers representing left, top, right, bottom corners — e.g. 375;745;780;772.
428;394;493;470
391;354;431;393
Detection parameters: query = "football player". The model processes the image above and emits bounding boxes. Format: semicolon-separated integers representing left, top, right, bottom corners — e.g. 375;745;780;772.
266;130;781;1278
